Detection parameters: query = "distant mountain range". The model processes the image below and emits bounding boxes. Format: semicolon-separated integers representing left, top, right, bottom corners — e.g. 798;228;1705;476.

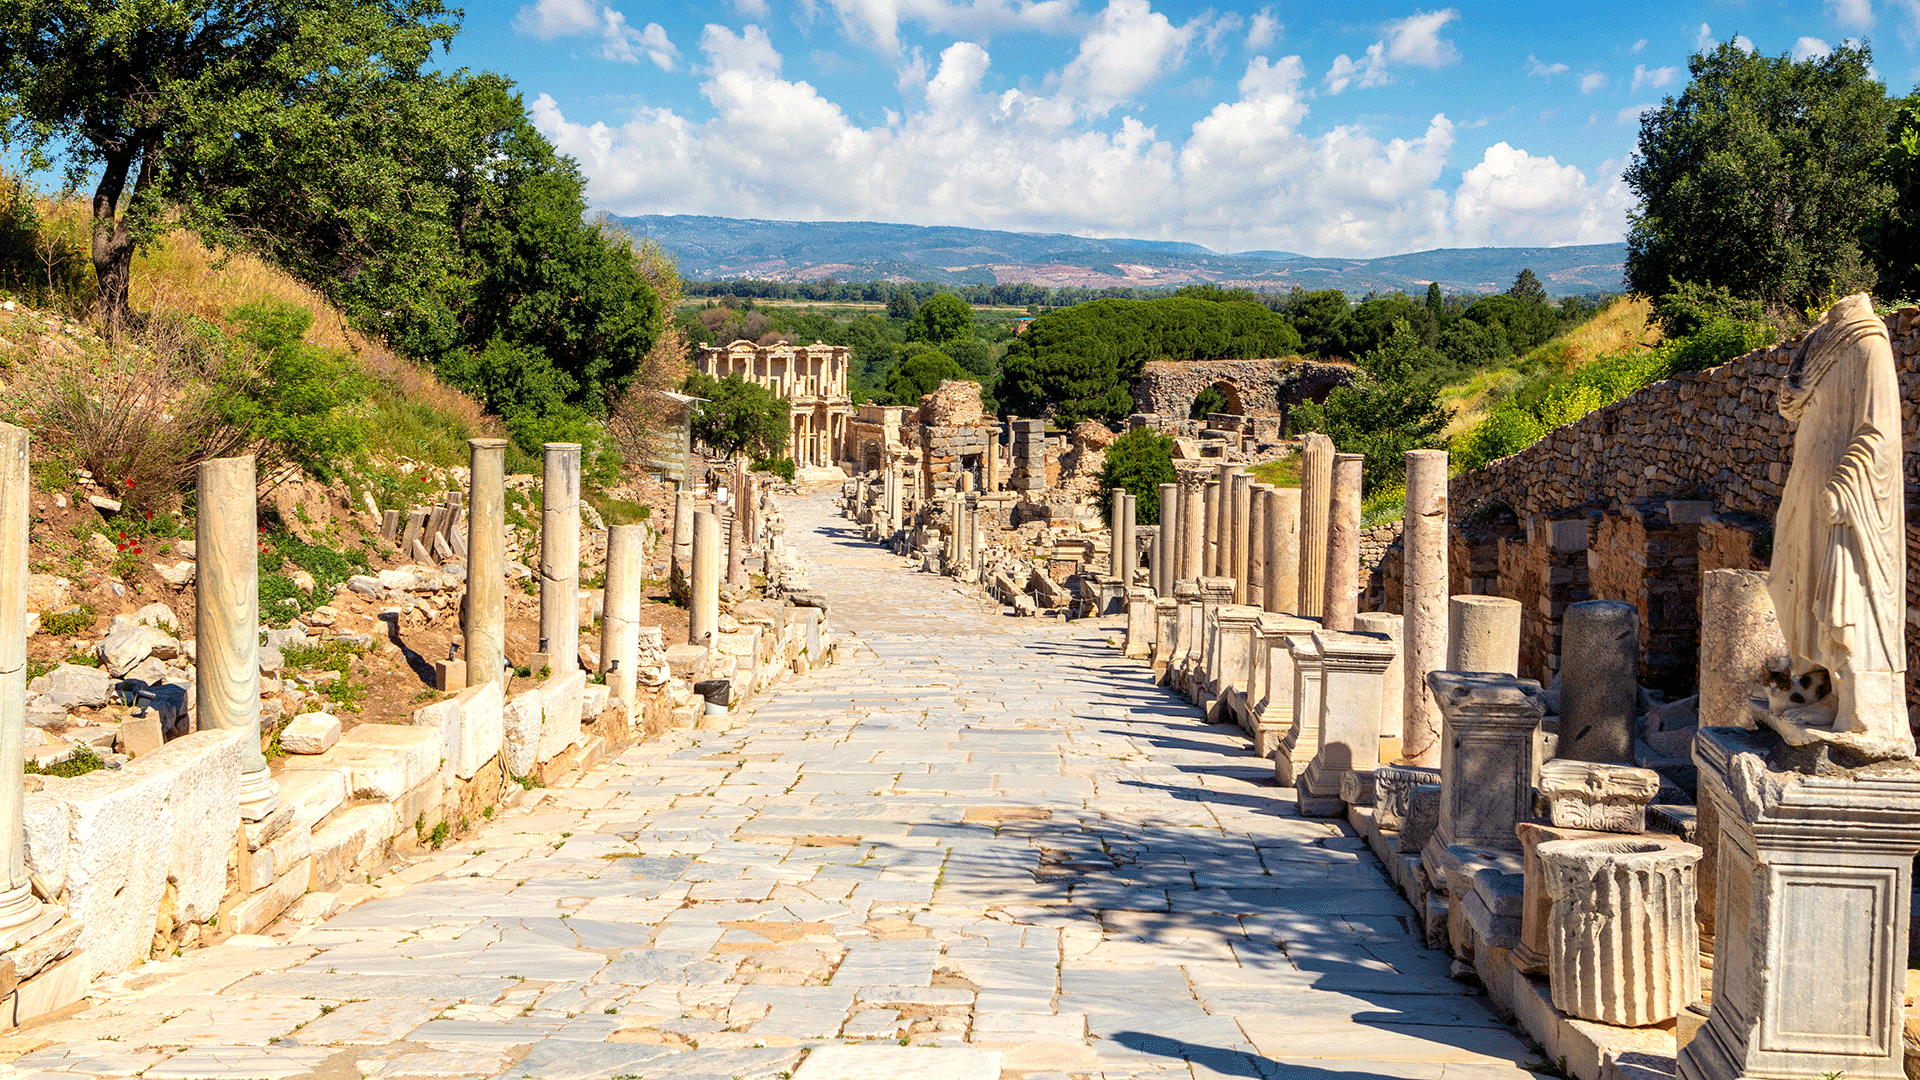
609;213;1627;297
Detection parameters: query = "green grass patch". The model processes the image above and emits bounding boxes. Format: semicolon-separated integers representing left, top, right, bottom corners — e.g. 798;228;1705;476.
41;604;95;637
1248;454;1301;489
26;745;104;777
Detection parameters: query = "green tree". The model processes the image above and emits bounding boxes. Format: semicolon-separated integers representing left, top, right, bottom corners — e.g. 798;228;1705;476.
684;372;790;464
1624;41;1891;317
1425;282;1444;327
886;286;918;321
1868;93;1920;299
1291;319;1449;492
1095;428;1175;525
909;293;974;345
885;351;971;403
0;0;460;335
1509;268;1548;305
1280;288;1354;358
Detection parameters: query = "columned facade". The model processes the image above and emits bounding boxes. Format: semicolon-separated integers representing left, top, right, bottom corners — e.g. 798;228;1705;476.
697;340;855;469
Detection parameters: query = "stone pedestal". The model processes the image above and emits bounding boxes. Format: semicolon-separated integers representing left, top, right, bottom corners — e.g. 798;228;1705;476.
1420;671;1543;881
1300;629;1398;817
1538;760;1662;833
1276;634;1324;787
1169;580;1201;681
1540;835;1702;1027
1152;597;1179;677
1208;604;1262;719
1402;449;1449;766
1264;487;1301;615
465;438;508;690
1298;433;1333;618
1447;595;1521;674
690;511;721;648
1681;726;1920;1080
601;524;643;705
197;456;280;822
1559;600;1639;764
1230;473;1253;604
1190;577;1234;691
1355;611;1403;743
1322;453;1364;632
1698;569;1783;730
1251;614;1316;756
540;443;582;673
1124;587;1156;660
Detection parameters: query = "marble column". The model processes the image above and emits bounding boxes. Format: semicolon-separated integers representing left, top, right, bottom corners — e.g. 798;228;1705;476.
1447;595;1521;674
0;424;40;930
1157;482;1180;596
1300;628;1398;817
1230;472;1253;605
1217;464;1238;584
1246;483;1269;610
1355;611;1404;743
601;524;642;705
1420;671;1543;877
1401;450;1451;771
1321;453;1363;632
540;443;582;672
1264;487;1302;614
197;456;280;822
1540;835;1702;1027
727;463;746;589
465;437;508;691
1121;493;1138;586
672;489;695;591
1297;433;1334;618
1203;481;1221;577
690;511;721;648
1181;478;1205;581
1558;600;1638;764
1149;520;1166;599
1109;488;1128;578
1698;568;1784;729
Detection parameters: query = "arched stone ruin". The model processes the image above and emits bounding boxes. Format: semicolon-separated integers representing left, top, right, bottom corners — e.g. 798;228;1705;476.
1131;359;1355;422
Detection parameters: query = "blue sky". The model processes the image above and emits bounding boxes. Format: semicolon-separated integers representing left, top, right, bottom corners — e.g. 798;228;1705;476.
444;0;1890;258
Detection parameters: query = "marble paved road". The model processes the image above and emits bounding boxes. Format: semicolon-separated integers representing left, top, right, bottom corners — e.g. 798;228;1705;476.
0;495;1549;1080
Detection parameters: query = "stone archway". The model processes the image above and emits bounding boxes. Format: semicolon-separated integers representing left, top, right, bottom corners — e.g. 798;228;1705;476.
1133;359;1356;420
1187;380;1244;419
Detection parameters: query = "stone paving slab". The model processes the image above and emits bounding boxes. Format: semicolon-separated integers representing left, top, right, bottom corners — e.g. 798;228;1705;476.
0;495;1550;1080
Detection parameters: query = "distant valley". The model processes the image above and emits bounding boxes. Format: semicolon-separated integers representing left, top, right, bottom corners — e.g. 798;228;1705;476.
610;214;1627;298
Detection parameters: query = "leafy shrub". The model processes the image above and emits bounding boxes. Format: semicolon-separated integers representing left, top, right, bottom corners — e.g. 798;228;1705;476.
41;604;95;637
752;457;796;483
1292;319;1450;493
1095;428;1176;524
26;745;103;777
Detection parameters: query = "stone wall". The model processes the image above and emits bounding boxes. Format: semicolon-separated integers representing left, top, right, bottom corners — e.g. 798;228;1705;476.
1132;359;1354;420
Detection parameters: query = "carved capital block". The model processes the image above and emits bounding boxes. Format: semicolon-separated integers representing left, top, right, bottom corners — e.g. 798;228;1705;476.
1539;760;1662;833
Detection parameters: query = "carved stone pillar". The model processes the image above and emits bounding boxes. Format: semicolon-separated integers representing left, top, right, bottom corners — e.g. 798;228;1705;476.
601;524;643;706
1124;587;1155;660
1275;633;1324;787
1181;476;1206;582
1300;629;1398;817
1297;433;1334;618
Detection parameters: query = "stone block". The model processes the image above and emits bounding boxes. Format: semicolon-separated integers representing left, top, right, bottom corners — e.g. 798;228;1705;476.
322;725;441;799
309;804;398;888
502;688;543;777
225;856;312;936
280;713;341;755
1395;783;1441;855
21;794;66;901
243;822;313;894
276;768;347;831
413;679;502;781
433;659;466;692
115;714;162;758
11;918;78;981
14;953;88;1025
536;669;585;765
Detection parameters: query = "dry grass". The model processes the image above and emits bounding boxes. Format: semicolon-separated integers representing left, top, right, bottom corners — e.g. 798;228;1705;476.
1438;297;1661;441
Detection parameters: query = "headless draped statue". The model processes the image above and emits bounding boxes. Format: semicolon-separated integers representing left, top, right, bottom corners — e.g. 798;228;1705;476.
1766;293;1913;759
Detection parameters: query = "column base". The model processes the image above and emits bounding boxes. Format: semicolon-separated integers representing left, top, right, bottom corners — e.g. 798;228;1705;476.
0;882;41;933
239;767;282;823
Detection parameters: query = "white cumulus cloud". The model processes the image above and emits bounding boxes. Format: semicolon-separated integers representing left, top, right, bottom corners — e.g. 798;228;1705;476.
1199;11;1245;60
1579;72;1607;93
1617;103;1654;125
1057;0;1196;114
818;0;1081;55
1245;6;1279;48
514;0;679;68
600;12;681;68
1630;64;1675;92
515;0;599;37
1792;36;1833;60
1526;55;1569;78
1829;0;1873;28
531;35;1629;257
1322;7;1460;95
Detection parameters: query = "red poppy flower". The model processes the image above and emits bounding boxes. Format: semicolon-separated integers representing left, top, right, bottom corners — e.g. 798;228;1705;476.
116;543;126;551
133;547;142;555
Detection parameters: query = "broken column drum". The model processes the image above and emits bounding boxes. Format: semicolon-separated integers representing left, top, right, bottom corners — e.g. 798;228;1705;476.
1447;595;1521;675
196;455;280;822
1264;487;1301;615
1540;835;1702;1027
1296;433;1334;618
1698;568;1785;730
1402;448;1449;767
601;523;643;705
690;511;721;648
540;443;582;672
465;438;508;690
1321;452;1363;632
1558;599;1639;764
0;423;41;929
